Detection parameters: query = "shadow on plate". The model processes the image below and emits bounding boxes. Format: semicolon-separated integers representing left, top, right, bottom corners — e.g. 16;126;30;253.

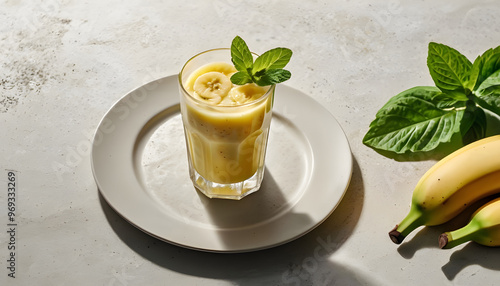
192;167;301;229
98;156;371;285
188;167;314;251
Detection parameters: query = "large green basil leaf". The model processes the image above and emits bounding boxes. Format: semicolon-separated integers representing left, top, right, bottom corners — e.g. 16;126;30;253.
427;42;472;95
432;92;468;109
475;68;500;116
363;86;464;153
469;46;500;91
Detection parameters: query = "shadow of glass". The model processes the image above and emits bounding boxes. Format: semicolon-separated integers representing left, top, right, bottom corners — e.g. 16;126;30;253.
441;243;500;281
97;155;365;285
192;168;298;229
192;168;315;250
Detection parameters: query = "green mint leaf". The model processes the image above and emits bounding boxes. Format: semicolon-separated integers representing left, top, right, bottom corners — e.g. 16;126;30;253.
474;68;500;116
229;36;292;86
427;42;472;94
363;86;465;154
231;36;253;72
468;46;500;91
230;71;253;85
252;48;293;75
255;69;291;86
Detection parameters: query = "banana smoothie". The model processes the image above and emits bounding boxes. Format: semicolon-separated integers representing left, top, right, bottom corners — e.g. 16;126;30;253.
182;61;273;186
178;37;291;199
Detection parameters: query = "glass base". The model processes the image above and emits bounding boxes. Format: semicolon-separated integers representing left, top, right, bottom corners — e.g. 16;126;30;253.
190;167;264;200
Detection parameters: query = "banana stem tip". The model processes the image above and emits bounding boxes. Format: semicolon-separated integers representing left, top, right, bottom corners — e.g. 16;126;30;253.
389;225;405;244
438;233;449;249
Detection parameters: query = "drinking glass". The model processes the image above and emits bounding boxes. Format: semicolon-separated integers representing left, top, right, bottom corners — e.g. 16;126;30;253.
178;48;275;200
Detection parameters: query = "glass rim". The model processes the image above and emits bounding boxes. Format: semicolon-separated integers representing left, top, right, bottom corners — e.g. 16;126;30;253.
178;48;275;109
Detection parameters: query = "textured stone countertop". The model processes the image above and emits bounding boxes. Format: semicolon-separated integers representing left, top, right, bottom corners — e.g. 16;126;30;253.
2;0;500;285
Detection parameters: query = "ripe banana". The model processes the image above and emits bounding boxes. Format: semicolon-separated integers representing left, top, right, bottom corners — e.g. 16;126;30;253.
389;135;500;244
439;197;500;249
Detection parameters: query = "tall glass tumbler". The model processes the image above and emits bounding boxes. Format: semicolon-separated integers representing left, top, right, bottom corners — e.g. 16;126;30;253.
178;49;275;200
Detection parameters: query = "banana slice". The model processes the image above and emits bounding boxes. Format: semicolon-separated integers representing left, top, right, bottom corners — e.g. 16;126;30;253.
193;72;232;104
228;84;267;104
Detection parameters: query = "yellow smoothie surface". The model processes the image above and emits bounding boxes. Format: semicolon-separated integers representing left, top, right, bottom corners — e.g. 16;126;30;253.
184;62;268;106
182;62;273;185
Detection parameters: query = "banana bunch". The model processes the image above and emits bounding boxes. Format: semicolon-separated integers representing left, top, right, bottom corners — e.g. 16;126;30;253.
389;135;500;246
439;197;500;249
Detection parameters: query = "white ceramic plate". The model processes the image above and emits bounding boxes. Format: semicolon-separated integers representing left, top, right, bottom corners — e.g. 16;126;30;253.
91;75;352;253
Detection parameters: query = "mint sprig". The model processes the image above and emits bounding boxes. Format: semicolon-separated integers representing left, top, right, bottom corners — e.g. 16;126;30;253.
230;36;292;86
363;42;500;154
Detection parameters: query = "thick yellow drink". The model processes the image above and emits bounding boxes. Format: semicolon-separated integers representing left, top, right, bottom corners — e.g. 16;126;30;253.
179;49;274;199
